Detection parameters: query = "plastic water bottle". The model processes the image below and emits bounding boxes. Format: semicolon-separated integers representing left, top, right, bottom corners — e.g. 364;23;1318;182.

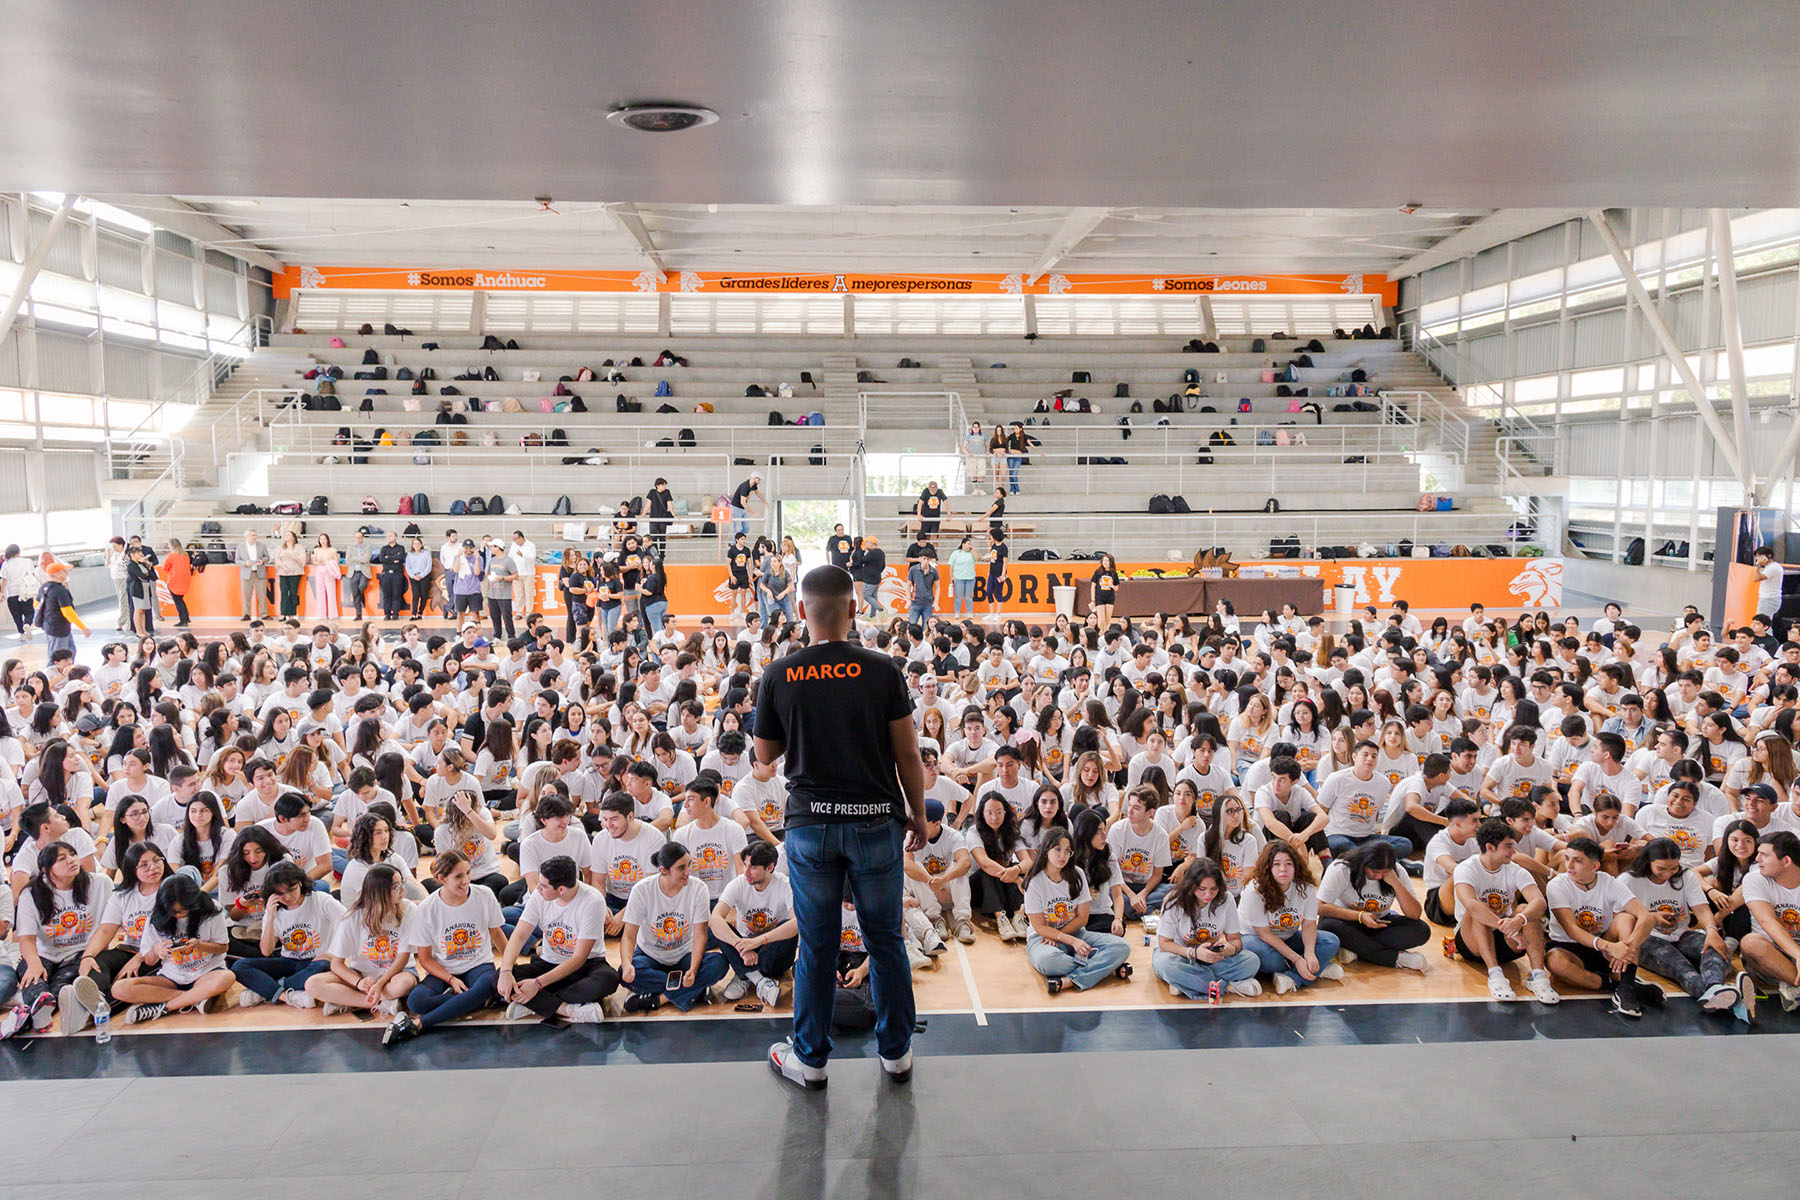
93;1005;111;1045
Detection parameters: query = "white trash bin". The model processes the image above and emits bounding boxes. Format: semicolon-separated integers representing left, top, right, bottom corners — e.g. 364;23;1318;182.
1333;583;1355;617
1053;585;1076;618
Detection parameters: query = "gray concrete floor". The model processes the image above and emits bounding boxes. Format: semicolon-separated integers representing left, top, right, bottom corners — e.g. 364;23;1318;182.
0;1035;1794;1200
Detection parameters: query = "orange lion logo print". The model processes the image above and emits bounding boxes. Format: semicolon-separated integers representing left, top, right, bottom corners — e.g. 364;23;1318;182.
1779;907;1800;939
282;927;315;956
744;909;774;936
1045;899;1077;928
1484;891;1509;916
1347;795;1378;822
1120;849;1151;883
654;913;688;950
1575;909;1601;933
366;931;399;968
544;924;577;955
610;856;644;889
442;927;474;957
1268;909;1299;933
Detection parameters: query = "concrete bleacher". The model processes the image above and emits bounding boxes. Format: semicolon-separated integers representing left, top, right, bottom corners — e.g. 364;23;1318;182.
156;331;1531;567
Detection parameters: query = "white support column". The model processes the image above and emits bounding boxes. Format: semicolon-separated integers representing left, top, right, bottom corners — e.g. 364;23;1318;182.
1198;297;1217;340
843;293;855;337
468;291;488;336
1710;210;1758;500
1585;208;1749;493
0;194;77;346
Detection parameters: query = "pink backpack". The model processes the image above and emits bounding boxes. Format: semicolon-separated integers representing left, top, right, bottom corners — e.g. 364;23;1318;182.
329;336;345;348
1286;398;1302;413
540;396;555;413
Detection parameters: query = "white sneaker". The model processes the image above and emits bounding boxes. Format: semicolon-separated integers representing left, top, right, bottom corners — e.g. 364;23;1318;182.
376;999;399;1018
604;993;628;1019
564;1002;605;1024
906;944;931;971
1226;979;1263;998
721;976;751;1002
237;990;267;1009
994;912;1018;941
880;1048;913;1083
1335;949;1358;965
755;976;780;1007
1527;970;1561;1005
929;915;950;943
1779;982;1800;1013
1317;962;1344;981
280;990;316;1010
321;1003;349;1017
57;985;91;1035
1273;974;1298;995
504;1002;534;1020
768;1039;827;1091
1395;951;1427;973
1487;970;1517;1001
921;929;948;957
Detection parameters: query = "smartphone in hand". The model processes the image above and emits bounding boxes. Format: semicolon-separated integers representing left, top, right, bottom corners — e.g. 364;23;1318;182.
666;970;683;992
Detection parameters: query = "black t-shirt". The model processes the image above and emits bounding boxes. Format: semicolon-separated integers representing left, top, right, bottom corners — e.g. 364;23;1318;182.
858;547;886;583
754;641;911;827
920;490;943;516
986;541;1008;574
729;547;752;579
1092;567;1117;597
35;580;73;636
828;535;853;567
731;480;758;508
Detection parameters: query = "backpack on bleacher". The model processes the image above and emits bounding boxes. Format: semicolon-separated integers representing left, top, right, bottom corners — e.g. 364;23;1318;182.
746;384;766;397
1171;496;1191;514
411;492;429;515
1147;494;1173;514
360;496;378;515
655;380;673;397
678;428;696;448
450;499;466;516
362;349;379;365
1184;368;1200;384
809;444;824;466
1256;428;1275;446
1250;338;1265;353
552;495;572;516
467;497;487;516
308;496;329;515
488;495;504;515
807;411;824;426
1072;371;1091;384
767;411;785;426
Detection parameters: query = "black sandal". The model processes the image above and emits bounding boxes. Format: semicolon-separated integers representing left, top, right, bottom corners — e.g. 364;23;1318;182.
1045;977;1065;996
1114;963;1134;981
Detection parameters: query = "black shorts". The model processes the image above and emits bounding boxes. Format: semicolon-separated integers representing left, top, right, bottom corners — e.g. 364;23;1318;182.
1550;938;1619;982
1455;926;1525;965
730;573;750;590
1423;889;1453;927
1094;591;1116;606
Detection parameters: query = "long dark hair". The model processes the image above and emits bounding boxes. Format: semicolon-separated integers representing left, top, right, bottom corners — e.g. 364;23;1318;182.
974;793;1021;863
114;839;167;895
1162;855;1229;923
1069;807;1113;893
149;873;221;939
224;825;287;892
28;841;91;923
1626;836;1686;882
1021;827;1081;900
1341;839;1399;901
179;791;227;873
37;740;71;806
1711;820;1760;894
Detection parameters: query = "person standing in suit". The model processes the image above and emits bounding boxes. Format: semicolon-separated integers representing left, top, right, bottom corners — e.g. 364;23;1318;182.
234;530;271;622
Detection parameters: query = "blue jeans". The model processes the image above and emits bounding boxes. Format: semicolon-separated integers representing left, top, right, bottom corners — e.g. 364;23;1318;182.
952;578;975;615
1006;455;1021;493
718;934;798;982
907;602;932;627
1326;832;1414;859
644;599;667;632
731;506;749;537
768;594;795;624
408;962;500;1028
601;605;621;637
231;956;328;1001
1153;947;1261;998
861;581;880;613
1245;928;1342;988
46;633;76;659
627;946;729;1011
1026;930;1132;989
785;819;914;1067
500;905;541;952
0;961;18;1007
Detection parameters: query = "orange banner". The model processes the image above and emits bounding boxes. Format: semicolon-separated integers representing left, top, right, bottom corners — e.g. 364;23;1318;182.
275;267;1395;304
166;556;1552;623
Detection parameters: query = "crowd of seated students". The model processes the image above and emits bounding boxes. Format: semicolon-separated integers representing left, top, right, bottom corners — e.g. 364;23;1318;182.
3;571;1800;1045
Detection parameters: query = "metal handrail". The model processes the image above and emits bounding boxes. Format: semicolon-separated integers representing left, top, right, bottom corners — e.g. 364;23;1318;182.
211;387;304;474
119;445;187;538
858;390;962;432
1377;389;1472;467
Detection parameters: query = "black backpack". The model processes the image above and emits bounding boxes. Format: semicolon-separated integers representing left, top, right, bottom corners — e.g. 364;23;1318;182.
412;378;427;396
488;495;504;516
468;497;488;516
678;428;696;448
746;384;766;397
1148;494;1173;514
1250;338;1265;353
361;348;379;364
1623;537;1646;565
1183;368;1199;384
1072;371;1091;384
483;365;499;382
1262;497;1280;514
767;410;785;426
482;334;505;351
548;428;568;447
809;444;825;466
308;495;329;515
396;367;414;380
1171;496;1191;514
1115;382;1130;398
552;495;572;516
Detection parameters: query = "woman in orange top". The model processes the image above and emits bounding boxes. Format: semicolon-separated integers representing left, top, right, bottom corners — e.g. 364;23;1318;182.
162;538;193;628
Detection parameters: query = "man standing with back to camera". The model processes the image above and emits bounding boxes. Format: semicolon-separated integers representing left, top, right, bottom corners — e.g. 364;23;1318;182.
758;564;928;1090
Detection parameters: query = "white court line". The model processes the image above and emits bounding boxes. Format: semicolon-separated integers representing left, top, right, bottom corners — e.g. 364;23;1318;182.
953;941;989;1026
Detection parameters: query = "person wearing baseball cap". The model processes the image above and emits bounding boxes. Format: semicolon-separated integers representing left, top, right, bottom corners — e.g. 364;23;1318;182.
33;560;86;658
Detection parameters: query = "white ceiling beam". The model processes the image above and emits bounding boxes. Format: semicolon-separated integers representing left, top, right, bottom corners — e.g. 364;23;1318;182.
86;194;286;273
1390;208;1582;277
605;202;668;277
1025;207;1111;284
